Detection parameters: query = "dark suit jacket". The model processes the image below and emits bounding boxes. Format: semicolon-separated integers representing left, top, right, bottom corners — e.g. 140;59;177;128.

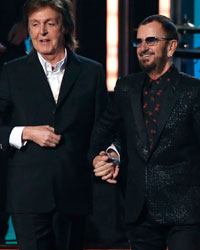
0;50;107;215
89;66;200;225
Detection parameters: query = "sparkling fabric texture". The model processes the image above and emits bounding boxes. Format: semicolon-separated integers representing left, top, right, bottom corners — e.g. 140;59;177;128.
146;80;200;224
90;66;200;225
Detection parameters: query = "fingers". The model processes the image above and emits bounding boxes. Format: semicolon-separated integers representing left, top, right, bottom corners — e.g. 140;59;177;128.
93;162;114;177
101;168;115;180
23;125;61;147
113;165;120;179
99;151;106;156
93;151;113;177
102;165;119;184
46;125;55;132
93;151;120;184
43;136;60;147
106;179;117;184
93;151;108;169
40;129;61;147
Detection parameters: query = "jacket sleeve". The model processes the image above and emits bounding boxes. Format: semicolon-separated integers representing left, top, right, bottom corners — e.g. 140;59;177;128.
88;78;123;163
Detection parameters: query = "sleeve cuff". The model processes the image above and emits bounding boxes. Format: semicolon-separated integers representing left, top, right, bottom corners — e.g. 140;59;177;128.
106;144;120;162
9;126;27;149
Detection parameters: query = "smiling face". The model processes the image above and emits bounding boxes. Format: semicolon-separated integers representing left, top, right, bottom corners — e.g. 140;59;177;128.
28;6;65;62
136;21;175;78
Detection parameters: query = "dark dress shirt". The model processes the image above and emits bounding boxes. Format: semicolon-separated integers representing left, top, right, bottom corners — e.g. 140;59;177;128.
143;65;174;149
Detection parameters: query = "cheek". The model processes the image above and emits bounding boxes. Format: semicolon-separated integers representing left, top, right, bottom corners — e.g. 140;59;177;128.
29;30;37;40
136;48;141;57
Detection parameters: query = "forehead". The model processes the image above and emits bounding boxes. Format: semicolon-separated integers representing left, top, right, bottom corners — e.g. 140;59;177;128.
28;6;61;21
137;21;166;38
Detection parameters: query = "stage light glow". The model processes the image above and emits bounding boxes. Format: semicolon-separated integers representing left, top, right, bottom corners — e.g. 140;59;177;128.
106;0;119;91
159;0;171;17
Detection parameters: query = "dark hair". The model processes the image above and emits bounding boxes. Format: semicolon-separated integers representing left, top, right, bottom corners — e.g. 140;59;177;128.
23;0;78;50
139;14;179;42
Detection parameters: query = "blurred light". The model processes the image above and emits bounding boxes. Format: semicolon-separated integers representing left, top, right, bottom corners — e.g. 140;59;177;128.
159;0;171;17
106;0;119;91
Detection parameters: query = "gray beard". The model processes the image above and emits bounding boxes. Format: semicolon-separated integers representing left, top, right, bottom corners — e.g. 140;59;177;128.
139;46;168;75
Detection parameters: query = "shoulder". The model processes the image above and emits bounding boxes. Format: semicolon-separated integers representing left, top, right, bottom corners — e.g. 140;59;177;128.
180;72;200;88
1;55;29;76
116;71;145;90
3;54;28;68
118;71;144;83
70;52;103;70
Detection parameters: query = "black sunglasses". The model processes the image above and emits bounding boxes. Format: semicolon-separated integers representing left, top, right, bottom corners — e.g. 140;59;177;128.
132;36;172;48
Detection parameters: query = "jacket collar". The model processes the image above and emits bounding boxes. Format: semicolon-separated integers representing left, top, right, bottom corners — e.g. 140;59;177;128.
130;66;180;161
26;50;82;108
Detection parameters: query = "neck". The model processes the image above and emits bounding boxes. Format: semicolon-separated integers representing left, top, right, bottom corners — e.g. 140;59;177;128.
149;61;172;80
42;47;65;68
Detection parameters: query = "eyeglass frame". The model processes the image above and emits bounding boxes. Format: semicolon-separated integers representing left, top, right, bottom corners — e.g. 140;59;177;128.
132;36;173;48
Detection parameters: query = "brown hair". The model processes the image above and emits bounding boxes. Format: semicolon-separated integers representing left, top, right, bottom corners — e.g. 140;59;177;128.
23;0;78;50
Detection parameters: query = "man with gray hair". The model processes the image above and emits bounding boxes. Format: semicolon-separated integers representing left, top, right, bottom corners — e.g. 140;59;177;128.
0;0;107;249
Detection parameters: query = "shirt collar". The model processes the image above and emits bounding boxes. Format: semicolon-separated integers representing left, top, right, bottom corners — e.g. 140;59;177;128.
145;64;175;90
37;48;68;75
148;64;174;81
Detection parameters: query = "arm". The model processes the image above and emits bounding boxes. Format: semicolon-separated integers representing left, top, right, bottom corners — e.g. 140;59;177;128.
22;125;61;147
0;64;61;151
9;125;61;150
89;78;122;155
89;78;123;182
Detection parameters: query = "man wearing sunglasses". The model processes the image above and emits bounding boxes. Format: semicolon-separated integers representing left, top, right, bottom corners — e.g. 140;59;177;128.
90;14;200;250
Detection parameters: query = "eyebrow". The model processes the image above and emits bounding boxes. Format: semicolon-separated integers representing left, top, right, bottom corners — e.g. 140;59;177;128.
29;18;56;22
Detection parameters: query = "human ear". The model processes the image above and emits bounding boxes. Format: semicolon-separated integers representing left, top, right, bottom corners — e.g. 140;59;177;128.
167;40;178;57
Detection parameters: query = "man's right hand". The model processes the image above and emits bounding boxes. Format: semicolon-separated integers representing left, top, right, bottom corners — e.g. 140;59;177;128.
22;125;61;147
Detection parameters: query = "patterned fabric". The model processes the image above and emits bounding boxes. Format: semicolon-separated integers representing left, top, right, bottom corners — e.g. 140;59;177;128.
89;66;200;225
143;66;174;149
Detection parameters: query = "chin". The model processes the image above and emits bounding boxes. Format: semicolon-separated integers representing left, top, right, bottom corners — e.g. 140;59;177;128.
139;61;156;73
39;50;54;55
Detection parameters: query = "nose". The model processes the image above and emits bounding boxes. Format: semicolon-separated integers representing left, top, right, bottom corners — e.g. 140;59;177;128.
139;39;149;51
40;24;47;35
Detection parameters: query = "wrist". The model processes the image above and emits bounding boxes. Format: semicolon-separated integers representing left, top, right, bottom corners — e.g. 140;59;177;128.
22;126;31;141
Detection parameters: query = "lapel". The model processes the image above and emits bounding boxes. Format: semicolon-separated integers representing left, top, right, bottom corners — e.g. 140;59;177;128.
129;68;181;160
129;73;149;153
27;51;56;108
149;67;181;154
26;50;82;109
56;50;81;109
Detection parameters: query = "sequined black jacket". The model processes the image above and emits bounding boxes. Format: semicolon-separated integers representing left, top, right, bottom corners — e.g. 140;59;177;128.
89;66;200;225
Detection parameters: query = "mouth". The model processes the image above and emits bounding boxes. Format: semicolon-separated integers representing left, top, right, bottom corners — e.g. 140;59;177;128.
139;53;154;58
39;39;50;44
